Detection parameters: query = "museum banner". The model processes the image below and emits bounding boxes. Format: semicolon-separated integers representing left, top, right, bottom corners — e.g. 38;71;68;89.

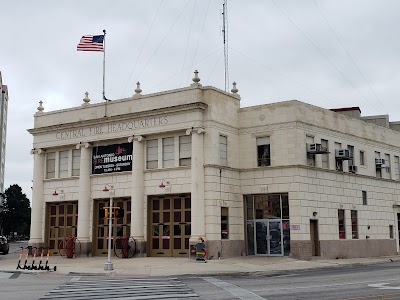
92;142;133;174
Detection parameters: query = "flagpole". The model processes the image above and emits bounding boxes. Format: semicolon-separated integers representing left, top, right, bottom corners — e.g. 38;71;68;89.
103;29;106;101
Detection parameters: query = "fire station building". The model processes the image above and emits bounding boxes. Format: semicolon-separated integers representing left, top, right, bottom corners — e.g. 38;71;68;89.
28;72;400;260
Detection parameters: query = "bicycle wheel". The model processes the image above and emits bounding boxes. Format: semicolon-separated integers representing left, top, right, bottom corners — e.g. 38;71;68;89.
127;237;136;258
113;237;123;258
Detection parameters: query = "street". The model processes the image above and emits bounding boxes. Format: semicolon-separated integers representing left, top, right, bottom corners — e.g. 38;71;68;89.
2;256;400;299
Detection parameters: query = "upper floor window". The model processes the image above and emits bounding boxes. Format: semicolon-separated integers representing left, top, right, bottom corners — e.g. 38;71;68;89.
375;151;382;178
385;153;391;179
257;136;270;167
219;135;227;166
59;150;69;178
179;135;191;166
347;145;354;167
162;137;175;168
306;136;315;166
46;152;56;179
395;156;400;180
335;142;343;171
146;139;158;169
72;149;80;176
360;151;365;165
321;139;329;169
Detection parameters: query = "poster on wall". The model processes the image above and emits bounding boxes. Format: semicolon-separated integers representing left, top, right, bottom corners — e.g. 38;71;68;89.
92;142;133;174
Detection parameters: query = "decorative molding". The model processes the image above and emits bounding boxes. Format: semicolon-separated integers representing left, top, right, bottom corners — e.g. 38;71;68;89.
30;148;44;155
28;102;208;135
75;142;91;149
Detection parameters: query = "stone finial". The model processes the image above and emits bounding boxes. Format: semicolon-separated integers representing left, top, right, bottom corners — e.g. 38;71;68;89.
134;82;142;94
191;70;202;87
231;82;238;94
82;91;90;105
37;100;44;113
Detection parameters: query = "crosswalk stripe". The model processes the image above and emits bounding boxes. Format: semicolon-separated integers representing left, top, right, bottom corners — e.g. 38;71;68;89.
39;277;198;300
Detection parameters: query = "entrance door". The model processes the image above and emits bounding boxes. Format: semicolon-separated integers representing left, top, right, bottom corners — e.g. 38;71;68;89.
149;195;191;257
255;220;283;256
93;198;131;256
310;219;320;256
47;202;78;255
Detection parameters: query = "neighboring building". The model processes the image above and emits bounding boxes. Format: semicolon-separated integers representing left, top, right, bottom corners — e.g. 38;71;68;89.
0;72;8;195
28;72;400;260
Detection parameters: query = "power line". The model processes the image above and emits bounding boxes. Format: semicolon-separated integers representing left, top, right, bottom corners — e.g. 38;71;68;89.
180;0;197;86
270;0;382;112
312;0;385;111
120;0;164;98
230;46;336;106
127;0;192;95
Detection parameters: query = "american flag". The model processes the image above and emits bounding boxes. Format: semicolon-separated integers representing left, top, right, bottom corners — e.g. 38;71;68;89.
77;35;104;52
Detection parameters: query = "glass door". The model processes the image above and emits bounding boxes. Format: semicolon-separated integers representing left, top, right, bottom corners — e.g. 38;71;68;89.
255;220;283;256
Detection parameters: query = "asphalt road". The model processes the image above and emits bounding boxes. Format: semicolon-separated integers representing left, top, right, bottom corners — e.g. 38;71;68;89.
2;242;400;300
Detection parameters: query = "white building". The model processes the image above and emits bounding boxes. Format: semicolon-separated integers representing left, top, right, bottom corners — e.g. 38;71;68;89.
0;72;8;195
28;72;400;260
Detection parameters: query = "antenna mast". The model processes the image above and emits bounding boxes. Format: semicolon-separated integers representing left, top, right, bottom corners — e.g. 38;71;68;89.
222;0;229;91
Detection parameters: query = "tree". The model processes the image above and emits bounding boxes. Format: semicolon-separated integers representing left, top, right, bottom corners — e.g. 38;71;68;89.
0;184;31;237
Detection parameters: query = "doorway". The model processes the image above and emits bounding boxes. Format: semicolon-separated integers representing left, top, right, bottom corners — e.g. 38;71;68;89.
46;202;78;255
255;220;283;255
148;195;191;257
93;198;131;256
310;219;320;256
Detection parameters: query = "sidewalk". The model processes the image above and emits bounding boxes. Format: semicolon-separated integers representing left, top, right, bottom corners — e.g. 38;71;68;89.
1;246;400;277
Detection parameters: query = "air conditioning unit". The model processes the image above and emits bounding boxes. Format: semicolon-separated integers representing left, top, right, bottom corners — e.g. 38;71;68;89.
349;165;358;173
335;149;352;160
375;158;385;168
307;143;328;154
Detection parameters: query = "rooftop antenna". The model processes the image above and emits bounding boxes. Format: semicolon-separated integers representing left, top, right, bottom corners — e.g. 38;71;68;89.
222;0;229;91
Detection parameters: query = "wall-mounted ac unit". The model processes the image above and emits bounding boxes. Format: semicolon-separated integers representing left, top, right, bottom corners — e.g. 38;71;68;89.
307;143;328;154
375;158;385;168
349;165;358;173
335;149;352;160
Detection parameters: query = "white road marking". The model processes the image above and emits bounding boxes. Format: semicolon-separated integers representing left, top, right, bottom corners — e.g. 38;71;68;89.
368;283;400;290
203;277;266;300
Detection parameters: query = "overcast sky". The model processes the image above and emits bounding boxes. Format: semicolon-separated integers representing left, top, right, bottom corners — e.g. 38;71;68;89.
1;0;399;200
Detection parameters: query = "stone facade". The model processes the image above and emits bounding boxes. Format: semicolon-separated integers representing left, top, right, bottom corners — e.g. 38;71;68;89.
28;75;400;260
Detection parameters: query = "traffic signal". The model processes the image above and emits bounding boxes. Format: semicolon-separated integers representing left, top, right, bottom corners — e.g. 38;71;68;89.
114;208;124;218
99;208;109;219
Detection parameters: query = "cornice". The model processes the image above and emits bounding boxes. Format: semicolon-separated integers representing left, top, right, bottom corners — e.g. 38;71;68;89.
28;102;208;135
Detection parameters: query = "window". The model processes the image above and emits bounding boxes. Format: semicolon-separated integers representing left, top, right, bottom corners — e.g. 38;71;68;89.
72;149;80;176
321;139;329;169
389;225;394;239
179;135;191;166
347;145;354;167
46;152;56;179
338;209;345;239
59;150;69;178
219;135;227;166
362;191;367;205
385;154;391;179
335;142;343;171
221;207;229;239
162;137;174;168
146;139;158;169
257;136;270;166
375;151;382;178
351;210;358;239
395;156;400;180
360;151;365;166
306;136;315;166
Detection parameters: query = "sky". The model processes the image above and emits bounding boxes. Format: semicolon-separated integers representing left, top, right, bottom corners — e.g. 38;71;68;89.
1;0;399;201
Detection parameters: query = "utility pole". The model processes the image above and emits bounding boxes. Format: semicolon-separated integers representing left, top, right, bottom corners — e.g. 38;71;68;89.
222;0;229;91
